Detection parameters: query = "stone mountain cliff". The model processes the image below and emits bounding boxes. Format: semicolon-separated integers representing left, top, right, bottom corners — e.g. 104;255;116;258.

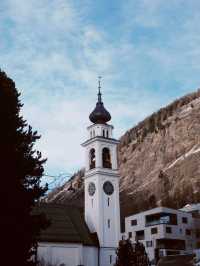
46;89;200;219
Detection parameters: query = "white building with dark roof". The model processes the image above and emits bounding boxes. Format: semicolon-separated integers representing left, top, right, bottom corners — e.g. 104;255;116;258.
36;204;99;266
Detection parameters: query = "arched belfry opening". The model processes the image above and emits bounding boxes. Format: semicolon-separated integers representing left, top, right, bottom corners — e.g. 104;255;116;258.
102;147;112;169
89;148;96;169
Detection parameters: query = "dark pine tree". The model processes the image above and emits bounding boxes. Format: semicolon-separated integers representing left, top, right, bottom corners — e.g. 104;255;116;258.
115;240;150;266
133;240;150;266
115;239;135;266
0;70;48;266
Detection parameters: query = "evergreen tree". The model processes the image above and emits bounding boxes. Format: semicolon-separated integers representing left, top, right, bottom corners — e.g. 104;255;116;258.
115;239;135;266
0;70;48;265
133;241;150;266
115;240;150;266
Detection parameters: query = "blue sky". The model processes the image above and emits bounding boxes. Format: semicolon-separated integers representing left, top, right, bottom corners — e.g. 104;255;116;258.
1;0;200;182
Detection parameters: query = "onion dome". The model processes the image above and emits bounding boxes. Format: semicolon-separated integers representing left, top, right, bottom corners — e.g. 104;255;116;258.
89;79;111;124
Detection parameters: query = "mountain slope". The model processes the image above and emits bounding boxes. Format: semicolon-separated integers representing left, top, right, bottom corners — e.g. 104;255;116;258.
46;89;200;218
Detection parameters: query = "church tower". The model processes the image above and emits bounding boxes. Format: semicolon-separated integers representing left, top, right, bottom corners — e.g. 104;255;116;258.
82;79;120;266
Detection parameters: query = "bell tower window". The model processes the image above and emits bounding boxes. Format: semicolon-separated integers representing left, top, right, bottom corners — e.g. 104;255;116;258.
89;148;96;169
103;129;105;137
106;130;109;138
102;147;112;169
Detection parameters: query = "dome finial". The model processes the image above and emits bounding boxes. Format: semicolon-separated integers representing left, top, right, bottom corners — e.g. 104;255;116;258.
89;76;111;124
98;76;102;103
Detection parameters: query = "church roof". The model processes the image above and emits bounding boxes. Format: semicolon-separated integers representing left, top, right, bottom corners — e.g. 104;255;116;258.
89;83;111;124
33;203;99;246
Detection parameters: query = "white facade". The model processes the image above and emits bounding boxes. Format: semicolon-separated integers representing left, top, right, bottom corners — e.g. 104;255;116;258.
82;122;121;266
125;207;199;263
38;242;98;266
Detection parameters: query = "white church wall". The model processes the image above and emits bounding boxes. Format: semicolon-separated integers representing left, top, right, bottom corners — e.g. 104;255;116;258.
37;242;83;266
85;172;120;248
83;246;98;266
100;174;120;247
100;247;117;266
85;175;100;233
87;124;113;140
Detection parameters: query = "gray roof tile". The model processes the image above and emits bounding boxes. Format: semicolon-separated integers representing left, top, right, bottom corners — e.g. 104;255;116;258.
33;203;99;246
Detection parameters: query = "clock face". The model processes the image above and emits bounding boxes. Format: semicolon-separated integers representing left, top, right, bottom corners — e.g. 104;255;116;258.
103;181;114;195
88;182;96;196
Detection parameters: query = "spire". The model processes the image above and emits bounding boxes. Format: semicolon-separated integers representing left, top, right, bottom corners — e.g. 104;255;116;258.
98;76;102;103
89;76;111;124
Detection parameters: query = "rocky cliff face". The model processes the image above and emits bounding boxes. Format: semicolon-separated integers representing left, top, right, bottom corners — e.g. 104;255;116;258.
46;89;200;219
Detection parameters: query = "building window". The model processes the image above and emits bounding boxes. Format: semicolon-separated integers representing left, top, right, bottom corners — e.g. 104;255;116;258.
146;241;153;247
180;228;183;234
145;212;177;226
102;147;112;168
136;230;145;240
89;148;96;169
166;227;172;234
109;255;112;264
128;232;132;238
107;130;109;138
151;227;158;234
167;250;180;256
182;217;188;224
108;219;110;228
196;229;200;238
131;219;137;226
103;129;105;137
107;197;110;206
186;229;191;236
157;238;185;250
196;241;200;249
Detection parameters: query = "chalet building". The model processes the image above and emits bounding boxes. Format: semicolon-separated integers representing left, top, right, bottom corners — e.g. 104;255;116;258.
36;81;121;266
